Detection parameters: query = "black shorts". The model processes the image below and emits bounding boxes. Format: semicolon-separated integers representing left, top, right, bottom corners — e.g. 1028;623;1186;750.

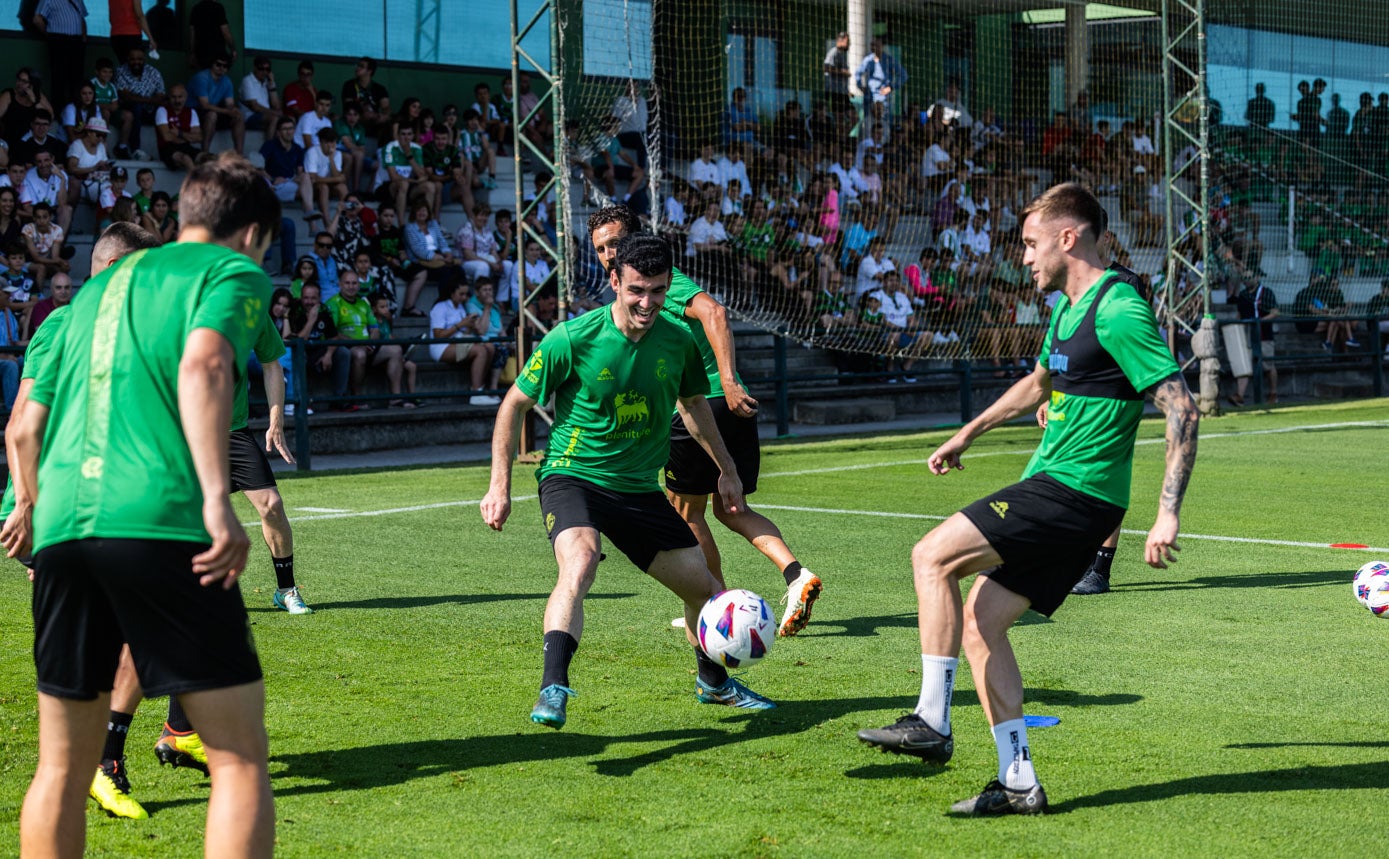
665;397;760;496
229;427;278;493
959;473;1126;617
538;475;698;572
32;538;263;700
159;141;199;169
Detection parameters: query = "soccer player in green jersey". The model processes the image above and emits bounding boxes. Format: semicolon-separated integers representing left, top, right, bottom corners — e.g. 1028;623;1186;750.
480;233;776;730
586;205;821;637
857;183;1200;816
5;154;280;857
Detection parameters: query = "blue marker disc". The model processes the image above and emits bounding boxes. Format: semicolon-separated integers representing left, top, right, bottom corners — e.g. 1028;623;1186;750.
1023;715;1060;728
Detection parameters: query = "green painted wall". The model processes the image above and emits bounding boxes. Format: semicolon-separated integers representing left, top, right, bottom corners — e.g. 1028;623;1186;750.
974;14;1015;119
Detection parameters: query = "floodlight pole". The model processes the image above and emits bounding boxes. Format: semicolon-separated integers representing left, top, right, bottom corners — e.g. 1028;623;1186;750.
511;0;569;456
1161;0;1220;415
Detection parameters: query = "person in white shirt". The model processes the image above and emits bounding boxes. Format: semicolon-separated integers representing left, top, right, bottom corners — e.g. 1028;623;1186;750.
304;128;349;224
928;80;974;129
686;201;732;288
663;185;688;228
611;80;649;150
935;209;967;266
961;211;993;278
849;158;882;206
921;137;954;197
719;179;746;217
64;116;112;207
716;143;753;197
868;272;924;380
688;142;720;194
296;91;336;150
239;56;281;131
428;280;497;404
512;238;553;309
828;147;858;203
855;238;895;298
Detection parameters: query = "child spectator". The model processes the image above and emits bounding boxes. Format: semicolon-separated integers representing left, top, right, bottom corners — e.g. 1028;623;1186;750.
372;292;417;407
90;57;118;122
334;100;370;193
289;255;318;298
97;165;131;223
131;167;156;213
21;202;68;292
304;127;349;223
465;276;511;393
138;189;177;243
459;108;497;190
470;83;505;149
374;125;434;225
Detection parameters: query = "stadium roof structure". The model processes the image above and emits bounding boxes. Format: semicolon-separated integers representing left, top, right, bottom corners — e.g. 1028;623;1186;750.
860;0;1389;48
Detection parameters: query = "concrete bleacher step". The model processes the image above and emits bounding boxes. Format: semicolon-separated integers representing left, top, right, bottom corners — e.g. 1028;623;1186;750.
1314;380;1374;399
793;397;895;425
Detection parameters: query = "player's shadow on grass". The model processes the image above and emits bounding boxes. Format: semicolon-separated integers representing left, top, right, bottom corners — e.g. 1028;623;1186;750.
814;610;1052;638
1120;569;1346;593
251;591;639;612
1052;760;1389;813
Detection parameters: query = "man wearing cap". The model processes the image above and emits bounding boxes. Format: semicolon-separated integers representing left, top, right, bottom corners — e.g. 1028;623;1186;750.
64;116;114;211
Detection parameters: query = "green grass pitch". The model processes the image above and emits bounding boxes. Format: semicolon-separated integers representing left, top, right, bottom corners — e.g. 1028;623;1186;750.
2;400;1387;856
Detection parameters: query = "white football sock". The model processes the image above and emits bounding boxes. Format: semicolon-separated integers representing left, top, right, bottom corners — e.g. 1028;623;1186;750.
992;718;1038;789
914;654;957;735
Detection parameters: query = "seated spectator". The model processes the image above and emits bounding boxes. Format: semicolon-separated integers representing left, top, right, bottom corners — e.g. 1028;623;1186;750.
716;142;752;199
130;166;155;213
591;115;646;205
465;276;511;393
138;189;177;243
311;231;342;302
2;243;37;338
12;110;67;168
352;248;394;308
374;125;435;224
424;126;474;215
326;193;371;271
65;116;113;212
289;254;317;297
459;108;497;191
720;179;746;217
429;280;497;405
663;180;692;231
688;142;720;196
260;287;303;414
807;101;837;164
17;152;72;235
238;55;281;133
1294;275;1358;351
839;205;880;274
869;271;925;379
773;100;809;163
29;270;71;333
456;202;514;298
0;188;20;250
282;60;317;120
513;238;553;311
371;204;410;289
97;164;130;223
258;116;317;219
920;133;954;197
724;87;758;147
0;290;20;407
113;47;164;159
326;268;404;409
62;81;103;141
404;202;459;313
470;83;505;150
304;127;349;223
827;146;859;204
928;79;974;130
108;196;139;226
0;68;55;153
155;84;202;172
296;90;335;150
768;245;814;319
342;56;390;139
371;291;416;406
855;237;894;298
335;100;370;193
685;200;733;285
187;54;244;153
1121;166;1164;247
288;282;351;409
961;211;994;279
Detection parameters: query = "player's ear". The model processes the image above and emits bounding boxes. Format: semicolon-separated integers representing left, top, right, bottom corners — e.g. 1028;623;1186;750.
609;264;622;291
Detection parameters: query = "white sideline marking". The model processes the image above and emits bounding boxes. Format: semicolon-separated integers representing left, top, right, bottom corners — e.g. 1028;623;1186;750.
295;507;351;513
755;504;1389;554
761;419;1389;480
242;495;539;527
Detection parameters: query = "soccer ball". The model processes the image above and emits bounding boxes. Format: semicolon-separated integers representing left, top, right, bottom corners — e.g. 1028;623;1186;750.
1353;561;1389;615
697;589;775;669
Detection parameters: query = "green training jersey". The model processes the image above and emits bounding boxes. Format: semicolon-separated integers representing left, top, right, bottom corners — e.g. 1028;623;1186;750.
0;306;72;518
662;268;741;401
1026;271;1179;508
29;243;271;551
231;314;288;433
326;293;376;341
515;305;707;493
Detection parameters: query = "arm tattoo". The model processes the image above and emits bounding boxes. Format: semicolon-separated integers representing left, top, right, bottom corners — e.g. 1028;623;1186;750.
1149;372;1199;515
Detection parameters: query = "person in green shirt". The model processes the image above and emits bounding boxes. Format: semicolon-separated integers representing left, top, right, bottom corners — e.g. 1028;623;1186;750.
480;233;775;731
587;205;821;638
4;155;280;858
858;183;1200;818
329;268;407;407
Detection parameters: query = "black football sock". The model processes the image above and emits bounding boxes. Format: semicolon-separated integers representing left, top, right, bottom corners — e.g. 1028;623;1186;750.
165;695;194;733
1090;548;1116;578
540;630;579;690
272;555;296;590
694;645;729;687
102;711;135;761
782;561;804;586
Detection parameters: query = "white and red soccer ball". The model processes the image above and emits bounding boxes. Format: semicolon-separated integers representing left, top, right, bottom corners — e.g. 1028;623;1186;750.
698;589;775;668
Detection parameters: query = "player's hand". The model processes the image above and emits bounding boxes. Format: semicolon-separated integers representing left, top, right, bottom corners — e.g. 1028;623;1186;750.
480;488;511;531
1035;402;1048;429
927;435;970;475
266;421;295;464
724;384;758;419
1;506;33;561
1145;510;1181;569
316;353;331;372
192;498;251;589
717;471;745;516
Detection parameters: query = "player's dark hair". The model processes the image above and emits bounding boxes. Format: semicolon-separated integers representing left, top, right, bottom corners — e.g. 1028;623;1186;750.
587;204;641;240
614;233;672;280
92;222;160;264
1020;182;1106;242
179;153;282;242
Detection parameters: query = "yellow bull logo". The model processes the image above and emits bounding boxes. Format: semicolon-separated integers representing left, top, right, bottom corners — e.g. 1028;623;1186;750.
614;391;649;426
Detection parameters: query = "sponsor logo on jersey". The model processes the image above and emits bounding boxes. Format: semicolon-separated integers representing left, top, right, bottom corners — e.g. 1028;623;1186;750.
1048;350;1069;373
597;367;614;381
655;358;668;380
524;350;544;383
545;512;556;534
608;390;652;440
990;500;1008;518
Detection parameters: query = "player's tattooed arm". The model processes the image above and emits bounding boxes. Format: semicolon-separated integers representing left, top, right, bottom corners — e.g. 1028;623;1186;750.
1149;371;1199;516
